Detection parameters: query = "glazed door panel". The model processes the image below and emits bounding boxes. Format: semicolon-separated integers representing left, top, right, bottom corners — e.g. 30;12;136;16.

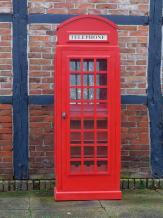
59;50;119;191
69;58;109;174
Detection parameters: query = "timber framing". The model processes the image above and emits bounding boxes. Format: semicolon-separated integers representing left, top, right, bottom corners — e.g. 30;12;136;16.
28;95;147;105
147;0;163;177
12;0;28;179
0;0;163;178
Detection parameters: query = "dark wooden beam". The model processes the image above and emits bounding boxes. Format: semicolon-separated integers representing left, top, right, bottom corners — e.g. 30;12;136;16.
12;0;28;179
0;14;12;22
0;96;12;104
29;95;54;105
121;95;147;104
28;95;147;105
147;0;163;177
28;14;149;25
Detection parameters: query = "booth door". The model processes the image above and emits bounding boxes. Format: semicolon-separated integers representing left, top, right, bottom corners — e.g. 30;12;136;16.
61;50;119;191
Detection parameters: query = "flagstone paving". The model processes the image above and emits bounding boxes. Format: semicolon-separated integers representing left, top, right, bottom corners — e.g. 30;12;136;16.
0;189;162;218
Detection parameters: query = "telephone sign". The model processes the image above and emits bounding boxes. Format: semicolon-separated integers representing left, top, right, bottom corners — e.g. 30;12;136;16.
69;34;108;41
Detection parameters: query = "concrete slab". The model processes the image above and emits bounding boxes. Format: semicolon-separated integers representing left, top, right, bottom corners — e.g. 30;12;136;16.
0;192;29;210
0;190;162;218
32;207;107;218
100;190;163;218
0;210;27;218
29;194;106;218
156;189;163;197
30;196;100;210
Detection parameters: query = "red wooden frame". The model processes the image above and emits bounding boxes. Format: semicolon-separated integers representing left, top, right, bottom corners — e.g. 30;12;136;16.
54;15;121;200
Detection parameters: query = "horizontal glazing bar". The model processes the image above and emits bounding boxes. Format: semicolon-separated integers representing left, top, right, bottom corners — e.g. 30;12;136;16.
70;86;107;88
70;129;108;132
70;158;108;161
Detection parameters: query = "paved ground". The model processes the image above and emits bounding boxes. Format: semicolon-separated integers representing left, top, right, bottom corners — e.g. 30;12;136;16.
0;189;162;218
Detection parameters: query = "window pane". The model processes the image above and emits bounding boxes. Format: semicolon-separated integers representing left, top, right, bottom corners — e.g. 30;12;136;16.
97;119;107;129
70;132;81;144
96;74;107;86
84;147;94;158
84;120;94;129
70;161;81;173
97;146;107;158
71;147;81;158
84;132;94;144
96;88;107;100
70;88;81;100
84;88;94;100
84;74;94;86
84;161;94;173
83;59;94;72
97;160;108;172
96;59;107;71
70;120;81;129
70;59;80;71
70;74;80;86
97;132;108;143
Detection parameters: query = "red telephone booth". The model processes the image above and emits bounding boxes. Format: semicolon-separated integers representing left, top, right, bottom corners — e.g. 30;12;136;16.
54;15;121;200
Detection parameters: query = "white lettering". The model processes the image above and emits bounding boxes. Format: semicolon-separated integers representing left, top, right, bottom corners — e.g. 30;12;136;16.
69;34;108;41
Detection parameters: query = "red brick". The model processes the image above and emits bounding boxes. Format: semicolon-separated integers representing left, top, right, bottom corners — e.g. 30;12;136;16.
0;23;12;95
121;104;150;177
28;0;149;15
96;4;117;9
47;9;68;14
0;116;12;123
30;36;49;41
29;106;54;178
0;104;13;179
0;1;12;13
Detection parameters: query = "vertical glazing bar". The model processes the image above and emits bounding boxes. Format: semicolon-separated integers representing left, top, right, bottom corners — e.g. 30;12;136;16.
80;58;84;173
68;58;71;174
107;58;109;172
75;74;77;100
94;58;97;172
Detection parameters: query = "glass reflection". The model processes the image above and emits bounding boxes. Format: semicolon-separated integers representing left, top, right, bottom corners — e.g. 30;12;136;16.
84;74;94;86
83;59;94;72
70;74;80;86
70;59;80;71
83;88;94;100
70;88;81;100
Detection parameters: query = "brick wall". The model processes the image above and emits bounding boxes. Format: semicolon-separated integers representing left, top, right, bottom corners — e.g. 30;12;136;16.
28;0;149;16
29;105;53;179
28;104;151;179
0;105;13;179
0;0;12;13
28;24;148;96
119;25;148;95
28;23;150;178
0;0;152;179
0;23;12;96
0;1;13;180
121;105;150;178
28;103;151;179
28;24;56;95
